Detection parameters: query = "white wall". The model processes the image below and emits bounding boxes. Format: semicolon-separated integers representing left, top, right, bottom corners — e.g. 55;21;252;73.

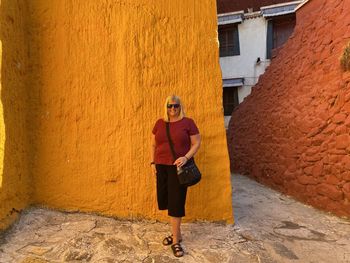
220;16;271;127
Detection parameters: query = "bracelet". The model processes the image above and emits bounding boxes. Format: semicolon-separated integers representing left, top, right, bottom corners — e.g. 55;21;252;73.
150;162;155;166
184;156;189;161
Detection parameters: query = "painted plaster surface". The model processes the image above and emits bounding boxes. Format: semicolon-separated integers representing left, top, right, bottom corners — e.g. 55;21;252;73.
228;0;350;217
25;1;233;223
220;16;270;127
0;0;32;230
219;16;269;92
1;175;350;262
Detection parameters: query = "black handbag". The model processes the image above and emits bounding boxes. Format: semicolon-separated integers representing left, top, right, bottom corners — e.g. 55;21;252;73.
165;122;201;187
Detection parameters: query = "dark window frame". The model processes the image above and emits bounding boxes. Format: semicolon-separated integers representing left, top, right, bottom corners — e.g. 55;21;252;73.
219;24;240;57
223;86;239;116
266;14;296;59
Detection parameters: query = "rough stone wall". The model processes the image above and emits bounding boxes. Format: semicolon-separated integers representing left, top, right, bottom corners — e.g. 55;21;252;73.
228;0;350;218
27;1;233;223
0;0;32;230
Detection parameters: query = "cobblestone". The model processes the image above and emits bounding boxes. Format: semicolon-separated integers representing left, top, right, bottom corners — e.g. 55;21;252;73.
0;174;349;262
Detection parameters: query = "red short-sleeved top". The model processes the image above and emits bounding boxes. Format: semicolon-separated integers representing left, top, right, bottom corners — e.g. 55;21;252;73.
152;117;199;165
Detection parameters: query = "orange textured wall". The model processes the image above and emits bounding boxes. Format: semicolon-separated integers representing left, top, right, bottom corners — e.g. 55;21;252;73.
27;1;233;223
0;0;32;230
228;0;350;217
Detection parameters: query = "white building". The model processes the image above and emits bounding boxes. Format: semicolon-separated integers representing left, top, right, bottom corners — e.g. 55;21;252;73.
217;0;304;127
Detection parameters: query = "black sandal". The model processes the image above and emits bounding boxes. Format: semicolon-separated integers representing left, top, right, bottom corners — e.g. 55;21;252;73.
171;243;184;257
162;235;182;246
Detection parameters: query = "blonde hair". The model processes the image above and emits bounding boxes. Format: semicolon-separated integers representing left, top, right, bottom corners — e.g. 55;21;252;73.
163;95;185;122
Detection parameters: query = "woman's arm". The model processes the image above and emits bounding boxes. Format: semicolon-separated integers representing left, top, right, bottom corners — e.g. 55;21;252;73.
150;134;156;174
174;134;201;167
185;134;201;159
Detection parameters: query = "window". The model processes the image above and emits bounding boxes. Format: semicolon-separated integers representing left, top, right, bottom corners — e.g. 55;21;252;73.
219;24;240;57
266;14;296;59
223;87;239;116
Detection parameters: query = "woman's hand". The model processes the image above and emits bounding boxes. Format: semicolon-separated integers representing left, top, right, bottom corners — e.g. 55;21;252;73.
174;156;188;168
151;164;156;175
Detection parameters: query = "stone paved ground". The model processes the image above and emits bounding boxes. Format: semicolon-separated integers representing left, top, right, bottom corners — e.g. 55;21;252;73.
1;174;350;263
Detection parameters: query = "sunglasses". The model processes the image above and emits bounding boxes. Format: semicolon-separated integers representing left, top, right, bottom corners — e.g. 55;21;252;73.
167;104;180;109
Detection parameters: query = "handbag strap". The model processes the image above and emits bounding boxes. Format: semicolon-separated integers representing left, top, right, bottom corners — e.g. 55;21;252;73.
165;122;177;162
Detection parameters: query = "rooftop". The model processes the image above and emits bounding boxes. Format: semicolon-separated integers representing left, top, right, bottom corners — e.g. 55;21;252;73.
217;0;297;14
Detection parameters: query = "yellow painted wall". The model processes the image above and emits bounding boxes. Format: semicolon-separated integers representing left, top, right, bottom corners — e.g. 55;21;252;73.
0;0;233;228
0;0;32;230
29;0;233;222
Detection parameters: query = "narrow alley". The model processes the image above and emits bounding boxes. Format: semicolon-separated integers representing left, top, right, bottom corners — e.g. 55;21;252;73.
1;174;349;263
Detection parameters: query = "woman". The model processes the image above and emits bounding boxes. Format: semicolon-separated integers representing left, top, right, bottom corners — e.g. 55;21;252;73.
151;95;201;257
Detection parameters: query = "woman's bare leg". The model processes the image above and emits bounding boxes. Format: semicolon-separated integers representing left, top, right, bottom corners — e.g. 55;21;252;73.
171;216;182;243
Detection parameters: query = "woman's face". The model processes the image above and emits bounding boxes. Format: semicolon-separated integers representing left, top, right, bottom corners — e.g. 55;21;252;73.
167;100;180;118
